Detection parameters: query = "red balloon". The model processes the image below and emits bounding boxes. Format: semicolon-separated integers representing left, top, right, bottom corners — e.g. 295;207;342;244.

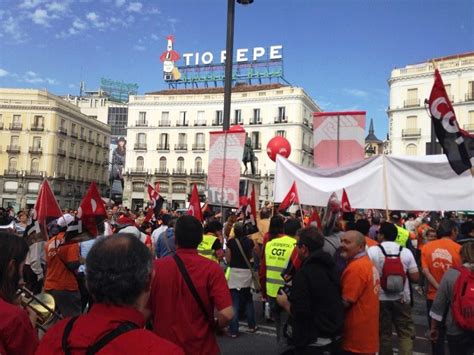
266;136;291;162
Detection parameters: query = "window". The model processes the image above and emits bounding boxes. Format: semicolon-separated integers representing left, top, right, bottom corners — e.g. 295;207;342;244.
77;164;83;178
32;137;41;148
234;109;242;124
177;157;185;172
31;159;39;173
136;156;144;171
159;157;167;171
60;119;66;129
253;109;261;124
13;115;21;123
139;112;146;123
179;111;188;126
10;135;19;146
79;145;84;155
80;127;85;137
215;110;223;125
137;133;146;144
8;157;17;171
161;111;170;126
406;144;417;156
406;88;419;107
59;140;64;149
197;111;205;125
251;132;260;149
70;143;75;153
278;107;286;121
33;115;43;127
71;123;76;134
194;157;202;172
69;164;74;177
178;133;187;145
469;81;474;93
89;130;93;141
275;130;286;138
195;133;204;146
406;116;417;129
159;133;168;148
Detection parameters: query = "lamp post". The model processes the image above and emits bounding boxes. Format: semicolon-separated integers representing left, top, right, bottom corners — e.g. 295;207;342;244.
223;0;253;131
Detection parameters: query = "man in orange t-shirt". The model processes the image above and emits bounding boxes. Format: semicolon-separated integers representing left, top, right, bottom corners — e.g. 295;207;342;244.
44;227;82;317
340;230;380;354
421;219;461;355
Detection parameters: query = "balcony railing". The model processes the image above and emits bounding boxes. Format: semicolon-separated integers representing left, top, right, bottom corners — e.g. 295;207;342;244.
25;170;44;178
302;143;313;154
212;120;222;126
9;122;22;130
80;134;87;141
70;131;78;138
78;155;86;161
249;118;262;125
136;120;148;127
58;148;66;156
86;157;93;164
403;99;420;108
176;121;189;127
130;168;147;174
4;169;19;176
463;123;474;133
402;128;421;138
6;145;20;153
190;169;205;176
156;143;170;151
155;168;169;175
194;120;207;126
29;146;42;154
159;120;171;127
172;186;187;193
274;116;288;123
172;169;187;176
192;144;206;151
69;152;77;159
0;123;4;129
465;92;474;102
252;143;262;151
134;143;147;150
58;127;67;135
31;124;44;131
175;144;188;151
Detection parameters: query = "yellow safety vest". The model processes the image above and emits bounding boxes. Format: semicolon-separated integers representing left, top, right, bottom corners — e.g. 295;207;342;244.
264;235;296;298
198;234;218;262
395;225;410;247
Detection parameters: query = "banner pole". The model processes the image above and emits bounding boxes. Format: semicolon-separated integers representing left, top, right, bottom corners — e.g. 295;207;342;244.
220;130;228;227
298;200;305;227
382;154;390;220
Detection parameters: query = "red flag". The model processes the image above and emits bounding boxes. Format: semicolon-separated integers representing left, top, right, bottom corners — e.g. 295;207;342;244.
144;183;164;222
341;188;352;213
428;69;473;175
32;179;62;230
77;182;107;237
188;184;203;222
278;182;299;212
308;208;322;230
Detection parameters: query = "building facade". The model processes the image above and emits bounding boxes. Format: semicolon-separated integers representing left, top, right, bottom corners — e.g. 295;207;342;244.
0;88;111;209
123;84;320;210
388;52;474;156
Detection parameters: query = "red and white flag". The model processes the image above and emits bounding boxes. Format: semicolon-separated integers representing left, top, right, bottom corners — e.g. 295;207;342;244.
244;185;258;232
188;184;203;222
31;179;62;239
144;183;164;222
278;182;299;212
308;207;322;230
341;188;353;213
77;182;107;237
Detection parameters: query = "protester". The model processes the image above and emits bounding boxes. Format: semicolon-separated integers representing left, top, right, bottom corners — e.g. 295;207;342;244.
198;220;224;262
155;217;177;258
0;232;39;355
429;242;474;355
322;218;344;258
368;216;381;240
151;214;169;251
340;230;380;354
277;227;344;354
14;211;29;236
422;219;462;355
149;215;233;355
22;223;46;295
251;207;271;264
225;222;258;338
36;234;184;354
390;211;416;249
368;222;419;355
355;218;378;247
457;220;474;245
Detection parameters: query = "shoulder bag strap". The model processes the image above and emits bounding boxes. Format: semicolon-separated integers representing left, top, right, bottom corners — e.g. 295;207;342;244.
86;322;139;355
235;238;261;291
62;316;79;355
172;254;214;326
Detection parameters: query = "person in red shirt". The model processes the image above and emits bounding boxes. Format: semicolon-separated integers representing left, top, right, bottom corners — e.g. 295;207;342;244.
149;215;234;355
0;232;39;355
37;234;183;355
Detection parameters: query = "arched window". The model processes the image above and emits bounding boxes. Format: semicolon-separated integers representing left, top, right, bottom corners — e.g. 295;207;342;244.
194;157;202;172
177;157;185;172
31;158;39;173
8;157;17;171
136;156;144;171
406;144;417;156
159;156;167;172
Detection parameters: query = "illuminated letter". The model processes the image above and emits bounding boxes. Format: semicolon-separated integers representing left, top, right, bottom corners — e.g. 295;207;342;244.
201;51;213;65
220;50;227;64
253;47;265;61
236;48;248;62
270;45;283;60
195;52;199;65
183;53;193;66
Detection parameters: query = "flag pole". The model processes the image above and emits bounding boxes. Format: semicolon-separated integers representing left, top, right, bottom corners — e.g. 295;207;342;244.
382;154;390;220
297;200;305;227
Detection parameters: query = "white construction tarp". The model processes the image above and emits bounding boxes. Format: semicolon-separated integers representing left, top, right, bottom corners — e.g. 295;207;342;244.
274;154;474;211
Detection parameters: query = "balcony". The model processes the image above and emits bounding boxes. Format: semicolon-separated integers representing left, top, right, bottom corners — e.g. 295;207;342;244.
194;120;207;126
78;155;86;162
252;143;262;151
29;146;42;154
55;172;66;179
0;123;4;129
192;144;206;151
174;144;188;151
302;143;313;154
58;127;67;135
86;157;93;164
6;145;20;153
212;120;222;126
190;169;205;176
9;122;22;130
96;140;103;147
134;143;147;150
4;169;18;177
155;168;169;176
176;121;189;127
172;186;187;193
465;92;474;102
156;143;170;151
159;120;171;127
402;128;421;138
403;99;420;108
58;148;66;156
31;124;44;131
80;134;87;141
94;160;102;166
69;152;77;159
249;118;262;125
24;170;44;178
70;131;78;138
464;123;474;133
274;116;288;124
136;120;148;127
130;168;147;175
172;168;187;176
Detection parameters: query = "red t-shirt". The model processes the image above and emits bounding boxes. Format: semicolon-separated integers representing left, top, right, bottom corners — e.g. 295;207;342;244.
0;298;38;355
150;248;232;355
36;303;183;355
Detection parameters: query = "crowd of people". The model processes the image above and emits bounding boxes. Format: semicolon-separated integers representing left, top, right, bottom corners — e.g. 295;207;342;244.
0;202;473;355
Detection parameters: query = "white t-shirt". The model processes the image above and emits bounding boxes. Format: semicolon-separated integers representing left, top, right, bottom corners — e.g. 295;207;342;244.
151;225;168;250
368;241;418;302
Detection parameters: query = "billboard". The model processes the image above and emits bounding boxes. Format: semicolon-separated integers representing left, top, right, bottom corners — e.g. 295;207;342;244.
313;111;366;168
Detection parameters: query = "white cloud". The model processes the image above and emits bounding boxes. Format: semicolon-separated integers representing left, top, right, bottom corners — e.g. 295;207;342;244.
115;0;126;7
86;12;105;28
3;17;28;42
31;9;51;26
151;34;159;41
72;19;87;30
68;83;76;88
46;1;69;13
127;2;142;12
22;71;58;85
0;69;8;77
133;44;145;51
149;8;161;14
19;0;44;9
343;88;369;99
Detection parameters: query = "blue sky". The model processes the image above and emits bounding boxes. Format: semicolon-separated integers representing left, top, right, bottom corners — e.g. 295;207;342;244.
0;0;472;138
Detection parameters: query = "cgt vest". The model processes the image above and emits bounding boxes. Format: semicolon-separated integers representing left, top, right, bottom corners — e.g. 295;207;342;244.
198;234;218;262
265;236;296;298
394;225;410;247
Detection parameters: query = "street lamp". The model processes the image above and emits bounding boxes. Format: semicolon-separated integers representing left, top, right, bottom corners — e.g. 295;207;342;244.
223;0;253;131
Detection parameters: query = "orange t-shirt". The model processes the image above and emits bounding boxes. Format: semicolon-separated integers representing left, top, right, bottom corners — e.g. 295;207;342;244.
421;238;461;300
44;232;80;291
365;236;378;248
341;255;380;353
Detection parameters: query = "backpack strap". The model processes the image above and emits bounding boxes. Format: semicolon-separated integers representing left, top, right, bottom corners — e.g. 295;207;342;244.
86;322;139;355
378;244;403;257
62;316;80;355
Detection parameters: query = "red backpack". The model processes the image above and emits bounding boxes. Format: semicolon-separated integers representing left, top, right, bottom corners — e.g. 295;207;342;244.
378;245;406;293
451;266;474;331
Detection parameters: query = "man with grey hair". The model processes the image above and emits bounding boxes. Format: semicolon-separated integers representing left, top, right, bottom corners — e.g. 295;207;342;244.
340;230;380;354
